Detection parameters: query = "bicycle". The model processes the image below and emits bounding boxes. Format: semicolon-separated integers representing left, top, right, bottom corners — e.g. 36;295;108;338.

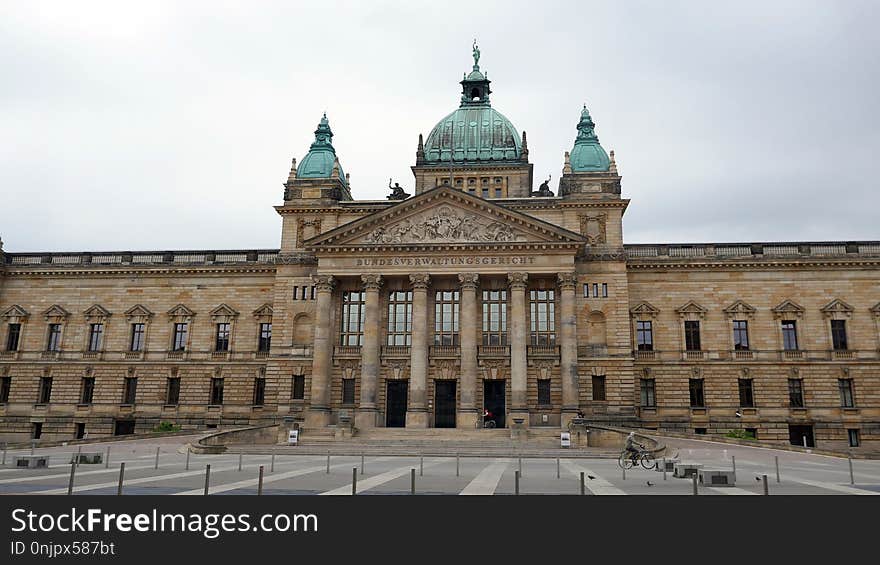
618;444;656;470
476;410;496;429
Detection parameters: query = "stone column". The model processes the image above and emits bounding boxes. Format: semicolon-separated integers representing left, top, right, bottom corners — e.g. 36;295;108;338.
457;273;479;428
306;275;334;427
355;274;382;429
406;274;430;428
558;272;579;428
508;272;529;427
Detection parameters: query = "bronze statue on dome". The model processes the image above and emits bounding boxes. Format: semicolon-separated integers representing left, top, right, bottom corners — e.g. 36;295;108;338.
532;175;554;197
387;178;411;200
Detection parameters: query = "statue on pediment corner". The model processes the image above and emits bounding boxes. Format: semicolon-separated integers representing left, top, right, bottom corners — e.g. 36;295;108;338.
387;178;411;200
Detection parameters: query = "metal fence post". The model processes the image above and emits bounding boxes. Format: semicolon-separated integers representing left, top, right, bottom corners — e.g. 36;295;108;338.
154;447;160;470
238;453;242;472
2;442;6;465
411;468;415;495
662;457;667;480
849;457;855;485
515;470;520;495
556;457;560;479
67;462;76;495
518;456;522;476
185;449;190;471
257;465;264;496
580;472;585;495
352;468;358;496
361;453;365;475
775;456;780;483
31;440;36;455
692;473;698;495
622;466;626;480
420;455;424;477
456;454;460;477
762;474;769;495
105;445;110;469
117;462;125;495
204;464;211;495
76;446;82;467
731;455;736;481
270;453;275;473
326;451;331;474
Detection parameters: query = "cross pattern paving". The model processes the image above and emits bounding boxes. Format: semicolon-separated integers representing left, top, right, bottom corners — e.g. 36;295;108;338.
1;435;878;496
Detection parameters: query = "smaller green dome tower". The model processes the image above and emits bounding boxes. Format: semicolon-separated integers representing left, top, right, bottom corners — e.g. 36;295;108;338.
297;113;347;186
569;105;610;172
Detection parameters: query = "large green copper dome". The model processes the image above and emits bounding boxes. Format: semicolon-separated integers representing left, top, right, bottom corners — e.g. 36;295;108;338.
422;45;522;163
297;113;347;185
569;105;610;172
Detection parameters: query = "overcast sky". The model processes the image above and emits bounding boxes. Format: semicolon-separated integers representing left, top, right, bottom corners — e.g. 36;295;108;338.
2;1;879;252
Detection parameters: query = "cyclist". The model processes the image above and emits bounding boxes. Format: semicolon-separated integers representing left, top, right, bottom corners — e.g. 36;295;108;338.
623;432;642;463
482;408;493;427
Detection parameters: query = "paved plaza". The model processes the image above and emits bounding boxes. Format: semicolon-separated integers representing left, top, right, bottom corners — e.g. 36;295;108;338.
1;435;878;496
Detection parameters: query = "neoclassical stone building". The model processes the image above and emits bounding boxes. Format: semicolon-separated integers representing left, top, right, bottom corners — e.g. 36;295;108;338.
1;47;878;451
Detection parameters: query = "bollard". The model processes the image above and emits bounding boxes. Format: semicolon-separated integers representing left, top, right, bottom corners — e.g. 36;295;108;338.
76;446;82;467
849;458;854;485
2;442;6;465
352;468;358;496
270;453;275;473
105;445;110;469
154;447;160;470
257;465;264;496
622;466;626;481
67;462;76;495
204;464;211;495
117;462;125;495
732;455;736;482
420;455;423;477
456;454;460;477
238;453;242;472
185;449;190;471
411;468;415;495
31;440;36;455
762;474;769;495
556;457;560;479
518;457;522;476
515;470;520;495
326;451;331;474
662;457;667;481
361;453;365;476
775;456;780;483
580;472;585;495
692;473;698;495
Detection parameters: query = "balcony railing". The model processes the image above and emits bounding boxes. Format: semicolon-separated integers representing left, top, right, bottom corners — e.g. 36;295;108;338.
634;350;655;360
211;351;229;360
683;350;704;361
831;349;855;360
124;351;144;360
382;345;411;357
732;350;754;360
430;345;460;358
527;345;559;357
166;350;186;360
479;345;509;357
41;351;60;360
334;346;362;357
254;351;270;359
780;349;803;360
81;351;102;360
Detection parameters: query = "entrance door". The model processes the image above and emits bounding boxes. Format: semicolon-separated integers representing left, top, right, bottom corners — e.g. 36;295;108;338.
483;380;506;428
434;381;456;428
386;381;408;428
788;424;815;448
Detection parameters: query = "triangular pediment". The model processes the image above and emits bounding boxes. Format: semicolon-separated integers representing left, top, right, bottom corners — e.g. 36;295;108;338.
305;187;586;250
1;305;29;319
675;301;708;317
83;304;112;318
629;301;659;318
210;303;240;318
253;303;274;318
125;304;154;319
167;304;195;318
42;304;70;319
723;300;757;316
871;302;880;315
820;299;854;316
772;299;804;317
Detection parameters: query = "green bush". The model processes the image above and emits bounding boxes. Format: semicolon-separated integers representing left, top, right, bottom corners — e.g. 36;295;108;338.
725;429;756;440
154;421;181;433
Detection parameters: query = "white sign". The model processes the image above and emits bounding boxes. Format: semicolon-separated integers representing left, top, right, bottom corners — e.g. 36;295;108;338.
288;429;299;445
560;431;571;448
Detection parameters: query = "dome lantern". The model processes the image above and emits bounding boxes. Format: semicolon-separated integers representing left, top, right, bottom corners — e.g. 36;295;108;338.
568;104;611;172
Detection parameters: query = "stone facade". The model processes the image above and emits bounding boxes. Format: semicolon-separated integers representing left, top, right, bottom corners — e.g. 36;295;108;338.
1;53;878;452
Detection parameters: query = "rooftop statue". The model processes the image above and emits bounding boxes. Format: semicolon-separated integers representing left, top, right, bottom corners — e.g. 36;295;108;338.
387;178;411;201
532;175;554;197
472;39;480;67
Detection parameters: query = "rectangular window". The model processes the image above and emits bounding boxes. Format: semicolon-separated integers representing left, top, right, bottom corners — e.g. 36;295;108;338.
172;323;188;351
215;323;230;352
6;323;21;351
848;429;860;448
781;320;798;351
434;290;460;346
46;324;62;351
166;377;180;405
689;378;705;407
75;422;86;440
592;283;598;298
87;323;103;352
738;378;754;407
210;378;224;405
292;375;305;400
130;323;145;352
0;376;10;403
494;187;502;198
601;283;608;298
583;283;590;298
80;377;95;404
694;428;707;435
733;320;749;350
258;323;272;352
387;290;413;346
311;286;316;300
831;320;848;350
529;289;556;346
684;321;701;351
341;291;366;346
636;321;653;351
482;290;508;346
38;376;53;404
839;378;854;408
537;379;551;405
122;377;137;405
342;378;355;405
591;375;606;401
253;377;266;406
745;427;758;439
640;378;656;407
292;286;298;300
788;378;804;408
32;422;42;440
481;187;489;198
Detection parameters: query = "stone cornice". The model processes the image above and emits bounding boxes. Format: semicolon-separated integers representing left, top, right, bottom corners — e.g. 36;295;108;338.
3;265;277;278
312;242;584;255
625;258;880;271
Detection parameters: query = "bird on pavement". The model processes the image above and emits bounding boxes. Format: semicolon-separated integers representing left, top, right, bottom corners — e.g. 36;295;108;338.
646;481;654;487
587;475;596;480
755;476;762;481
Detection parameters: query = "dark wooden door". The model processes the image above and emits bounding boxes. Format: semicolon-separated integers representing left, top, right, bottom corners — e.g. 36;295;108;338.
386;381;408;428
435;380;456;428
483;380;506;428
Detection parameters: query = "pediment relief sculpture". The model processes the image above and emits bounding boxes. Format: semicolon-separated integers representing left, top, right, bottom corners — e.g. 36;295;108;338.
363;206;521;244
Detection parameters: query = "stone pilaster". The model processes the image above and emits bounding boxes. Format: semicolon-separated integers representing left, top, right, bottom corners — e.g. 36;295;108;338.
457;273;479;428
558;272;579;427
406;274;430;427
508;272;529;427
306;275;334;427
355;274;382;429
